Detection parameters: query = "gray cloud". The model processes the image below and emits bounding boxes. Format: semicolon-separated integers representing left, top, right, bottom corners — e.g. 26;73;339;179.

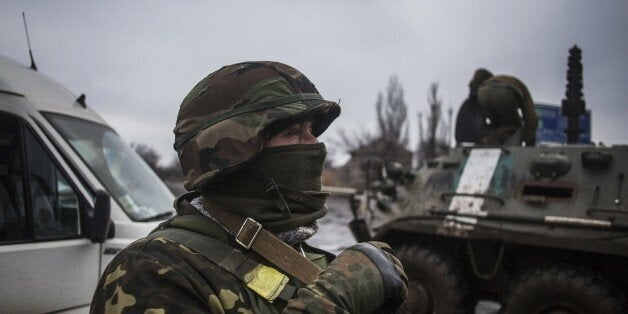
1;1;626;162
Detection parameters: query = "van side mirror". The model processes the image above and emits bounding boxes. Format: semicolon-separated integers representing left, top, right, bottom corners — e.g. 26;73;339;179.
91;190;112;243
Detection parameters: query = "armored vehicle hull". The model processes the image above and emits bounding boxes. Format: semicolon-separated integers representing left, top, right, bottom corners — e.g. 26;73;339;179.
351;145;628;313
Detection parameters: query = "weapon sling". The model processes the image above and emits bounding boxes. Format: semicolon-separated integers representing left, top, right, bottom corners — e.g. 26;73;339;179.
202;200;323;285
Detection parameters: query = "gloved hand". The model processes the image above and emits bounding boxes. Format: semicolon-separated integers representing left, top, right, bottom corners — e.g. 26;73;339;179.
357;241;408;312
284;241;408;313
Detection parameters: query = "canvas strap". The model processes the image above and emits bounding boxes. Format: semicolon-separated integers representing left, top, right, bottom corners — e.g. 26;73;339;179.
148;227;299;302
203;200;323;285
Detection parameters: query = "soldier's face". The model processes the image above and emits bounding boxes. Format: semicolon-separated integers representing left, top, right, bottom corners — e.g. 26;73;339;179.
265;120;318;147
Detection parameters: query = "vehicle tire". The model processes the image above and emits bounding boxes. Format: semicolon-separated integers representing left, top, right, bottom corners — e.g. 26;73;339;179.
396;245;469;314
502;267;625;314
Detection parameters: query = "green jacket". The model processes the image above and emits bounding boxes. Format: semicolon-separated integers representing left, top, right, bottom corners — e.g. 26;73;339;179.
481;75;538;145
90;200;337;313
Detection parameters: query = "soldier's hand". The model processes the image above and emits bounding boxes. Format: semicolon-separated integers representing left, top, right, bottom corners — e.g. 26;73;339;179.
284;241;407;313
351;241;408;312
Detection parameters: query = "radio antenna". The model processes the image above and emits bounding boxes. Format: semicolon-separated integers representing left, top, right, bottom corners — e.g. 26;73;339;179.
22;12;38;71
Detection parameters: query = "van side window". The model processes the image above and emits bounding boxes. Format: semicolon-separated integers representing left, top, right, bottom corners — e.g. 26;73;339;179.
0;115;26;241
0;113;81;243
23;128;80;239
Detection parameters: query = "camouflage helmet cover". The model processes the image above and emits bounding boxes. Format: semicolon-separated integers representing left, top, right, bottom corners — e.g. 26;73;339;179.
174;61;340;190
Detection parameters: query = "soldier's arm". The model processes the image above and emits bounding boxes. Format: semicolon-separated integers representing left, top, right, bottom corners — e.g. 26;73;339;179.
90;258;219;314
283;288;352;313
520;88;538;146
283;242;407;313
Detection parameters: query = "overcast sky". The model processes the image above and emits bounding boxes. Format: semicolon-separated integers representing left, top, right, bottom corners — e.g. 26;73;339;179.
2;1;627;165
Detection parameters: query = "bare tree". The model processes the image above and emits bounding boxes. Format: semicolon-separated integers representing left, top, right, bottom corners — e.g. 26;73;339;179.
131;142;160;173
332;74;409;155
418;82;450;165
131;142;185;194
426;82;441;160
376;75;409;147
332;128;376;152
330;74;413;186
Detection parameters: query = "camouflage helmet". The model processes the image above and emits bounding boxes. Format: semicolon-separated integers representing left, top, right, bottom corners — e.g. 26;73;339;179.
174;61;340;190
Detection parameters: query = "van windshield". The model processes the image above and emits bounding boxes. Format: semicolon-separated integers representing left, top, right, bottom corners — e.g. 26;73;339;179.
44;113;174;221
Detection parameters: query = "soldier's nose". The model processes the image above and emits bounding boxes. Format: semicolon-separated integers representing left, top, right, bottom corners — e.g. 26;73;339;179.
302;131;318;144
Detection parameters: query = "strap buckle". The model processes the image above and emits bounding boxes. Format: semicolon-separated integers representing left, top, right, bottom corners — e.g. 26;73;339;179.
235;218;262;249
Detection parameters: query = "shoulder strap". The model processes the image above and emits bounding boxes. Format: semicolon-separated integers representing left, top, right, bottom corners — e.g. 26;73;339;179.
203;200;323;285
147;227;297;302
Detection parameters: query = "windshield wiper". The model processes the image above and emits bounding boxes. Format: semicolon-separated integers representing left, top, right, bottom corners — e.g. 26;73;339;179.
139;211;174;222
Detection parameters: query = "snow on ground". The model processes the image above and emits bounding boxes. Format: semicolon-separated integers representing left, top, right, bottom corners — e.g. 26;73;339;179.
308;195;357;254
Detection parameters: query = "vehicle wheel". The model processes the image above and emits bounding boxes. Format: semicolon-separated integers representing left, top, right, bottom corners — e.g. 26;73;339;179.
502;267;625;314
396;245;469;314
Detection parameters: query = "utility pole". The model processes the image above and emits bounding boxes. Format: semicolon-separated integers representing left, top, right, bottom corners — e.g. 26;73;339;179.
418;112;424;144
447;106;453;147
561;45;586;144
417;112;424;168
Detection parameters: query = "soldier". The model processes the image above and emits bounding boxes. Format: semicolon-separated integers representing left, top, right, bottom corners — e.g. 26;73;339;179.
474;68;538;146
90;61;407;313
455;68;492;144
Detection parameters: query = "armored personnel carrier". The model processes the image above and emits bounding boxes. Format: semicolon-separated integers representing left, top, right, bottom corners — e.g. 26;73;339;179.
349;144;628;313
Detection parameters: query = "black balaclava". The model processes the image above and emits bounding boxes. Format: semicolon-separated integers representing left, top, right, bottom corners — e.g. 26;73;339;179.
201;142;329;234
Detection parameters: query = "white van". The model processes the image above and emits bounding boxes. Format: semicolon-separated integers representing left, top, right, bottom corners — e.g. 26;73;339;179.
0;55;175;313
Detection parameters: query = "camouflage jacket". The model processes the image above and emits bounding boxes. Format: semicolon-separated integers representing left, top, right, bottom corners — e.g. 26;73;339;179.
483;75;538;145
90;201;343;313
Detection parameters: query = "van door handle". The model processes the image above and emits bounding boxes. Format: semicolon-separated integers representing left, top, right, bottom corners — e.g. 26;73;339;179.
103;247;122;255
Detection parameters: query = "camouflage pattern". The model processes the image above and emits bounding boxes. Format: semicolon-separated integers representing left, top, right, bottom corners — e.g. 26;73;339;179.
90;203;332;314
285;241;407;313
478;75;538;146
91;60;409;313
91;221;255;313
174;62;340;190
91;198;407;313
